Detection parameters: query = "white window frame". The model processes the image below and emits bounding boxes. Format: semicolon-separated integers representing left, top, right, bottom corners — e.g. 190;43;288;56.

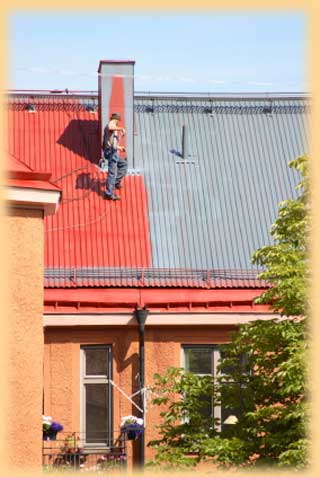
80;345;112;448
182;345;223;431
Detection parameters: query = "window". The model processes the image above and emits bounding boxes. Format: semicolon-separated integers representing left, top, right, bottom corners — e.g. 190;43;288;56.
80;346;112;447
183;345;242;432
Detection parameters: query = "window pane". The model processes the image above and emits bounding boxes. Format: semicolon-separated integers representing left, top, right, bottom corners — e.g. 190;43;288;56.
219;350;249;378
219;349;234;375
85;348;109;375
184;348;212;374
85;384;109;443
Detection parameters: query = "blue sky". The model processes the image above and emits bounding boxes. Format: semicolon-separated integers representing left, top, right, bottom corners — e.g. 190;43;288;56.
9;12;306;93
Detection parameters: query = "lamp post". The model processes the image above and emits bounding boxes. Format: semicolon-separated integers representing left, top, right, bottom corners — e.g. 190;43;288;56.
134;307;149;467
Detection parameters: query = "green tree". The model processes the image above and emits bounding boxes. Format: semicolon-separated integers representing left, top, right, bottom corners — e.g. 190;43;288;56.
206;318;308;469
148;156;309;470
147;367;217;469
252;155;309;316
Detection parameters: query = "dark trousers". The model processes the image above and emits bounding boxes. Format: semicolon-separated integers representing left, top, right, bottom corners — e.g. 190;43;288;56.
104;149;128;196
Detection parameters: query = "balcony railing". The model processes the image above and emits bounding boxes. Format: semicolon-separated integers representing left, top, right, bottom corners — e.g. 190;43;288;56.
42;431;127;473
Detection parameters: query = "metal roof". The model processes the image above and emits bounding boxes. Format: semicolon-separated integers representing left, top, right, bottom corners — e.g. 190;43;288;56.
133;95;309;272
8;95;152;289
7;153;61;192
7;92;309;288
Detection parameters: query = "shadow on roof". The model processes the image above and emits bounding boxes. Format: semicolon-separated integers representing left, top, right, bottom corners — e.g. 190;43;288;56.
75;172;106;198
57;119;100;165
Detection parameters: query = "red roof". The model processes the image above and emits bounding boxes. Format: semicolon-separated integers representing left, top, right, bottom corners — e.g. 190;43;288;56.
7;94;267;291
8;153;34;174
7;152;61;192
8;96;152;283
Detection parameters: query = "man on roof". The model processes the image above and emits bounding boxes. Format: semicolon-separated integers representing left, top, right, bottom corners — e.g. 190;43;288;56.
102;112;127;201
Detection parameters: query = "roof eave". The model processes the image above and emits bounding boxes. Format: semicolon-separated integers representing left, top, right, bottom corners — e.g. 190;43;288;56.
6;185;61;216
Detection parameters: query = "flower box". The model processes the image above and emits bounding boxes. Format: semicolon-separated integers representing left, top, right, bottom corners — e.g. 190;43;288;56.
43;415;63;441
120;416;144;440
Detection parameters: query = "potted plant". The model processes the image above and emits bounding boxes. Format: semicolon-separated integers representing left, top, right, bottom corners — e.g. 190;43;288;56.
42;415;64;440
120;415;144;440
54;434;86;469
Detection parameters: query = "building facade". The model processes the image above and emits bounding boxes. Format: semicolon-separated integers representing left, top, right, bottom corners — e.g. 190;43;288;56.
6;155;60;471
7;60;309;468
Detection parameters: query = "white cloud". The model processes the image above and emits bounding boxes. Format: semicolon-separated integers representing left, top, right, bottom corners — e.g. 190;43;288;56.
207;79;226;85
154;75;172;81
18;66;53;74
136;75;153;81
247;81;273;87
178;76;195;83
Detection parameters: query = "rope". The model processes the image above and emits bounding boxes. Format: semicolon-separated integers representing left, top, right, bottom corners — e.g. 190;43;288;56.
108;379;150;415
45;208;110;232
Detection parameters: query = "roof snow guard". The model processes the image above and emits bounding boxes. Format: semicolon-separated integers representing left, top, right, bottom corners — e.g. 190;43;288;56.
44;267;267;288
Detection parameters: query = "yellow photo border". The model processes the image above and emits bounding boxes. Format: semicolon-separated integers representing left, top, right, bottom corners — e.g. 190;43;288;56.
0;2;318;476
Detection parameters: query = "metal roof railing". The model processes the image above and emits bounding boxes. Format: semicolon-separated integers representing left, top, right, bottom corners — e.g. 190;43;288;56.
6;89;310;100
135;91;310;100
45;267;262;280
44;267;267;288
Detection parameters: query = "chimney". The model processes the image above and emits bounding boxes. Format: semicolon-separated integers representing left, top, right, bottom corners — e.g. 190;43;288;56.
98;60;135;166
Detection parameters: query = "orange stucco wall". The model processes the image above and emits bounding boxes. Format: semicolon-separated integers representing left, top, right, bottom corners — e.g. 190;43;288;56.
44;324;236;465
6;207;44;472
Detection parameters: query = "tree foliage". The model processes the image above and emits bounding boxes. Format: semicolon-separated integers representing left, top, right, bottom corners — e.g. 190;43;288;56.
147;367;217;469
252;155;309;316
212;318;308;469
148;156;310;470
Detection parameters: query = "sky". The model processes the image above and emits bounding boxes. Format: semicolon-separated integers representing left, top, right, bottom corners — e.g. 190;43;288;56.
9;12;306;93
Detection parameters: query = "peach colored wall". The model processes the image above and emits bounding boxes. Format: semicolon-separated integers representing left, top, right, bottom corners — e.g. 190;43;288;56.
6;207;44;472
145;325;235;460
44;324;236;465
44;327;140;466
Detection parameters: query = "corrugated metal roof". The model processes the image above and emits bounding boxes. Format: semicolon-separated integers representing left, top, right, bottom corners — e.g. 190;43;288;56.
7;92;309;288
8;152;35;174
7;152;61;192
7;95;152;287
133;95;309;271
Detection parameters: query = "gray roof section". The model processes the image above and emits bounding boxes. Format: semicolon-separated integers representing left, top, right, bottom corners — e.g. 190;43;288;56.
132;94;309;271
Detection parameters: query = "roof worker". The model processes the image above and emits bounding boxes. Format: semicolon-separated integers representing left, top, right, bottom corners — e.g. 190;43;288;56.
102;112;127;201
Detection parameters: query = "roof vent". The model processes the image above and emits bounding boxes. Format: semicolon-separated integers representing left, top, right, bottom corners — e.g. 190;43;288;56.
85;104;96;113
173;125;196;164
25;103;36;113
145;106;154;113
203;107;212;114
262;106;272;114
182;125;189;159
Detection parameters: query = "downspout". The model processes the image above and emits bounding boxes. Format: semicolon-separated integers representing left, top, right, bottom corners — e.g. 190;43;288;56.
134;307;149;467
